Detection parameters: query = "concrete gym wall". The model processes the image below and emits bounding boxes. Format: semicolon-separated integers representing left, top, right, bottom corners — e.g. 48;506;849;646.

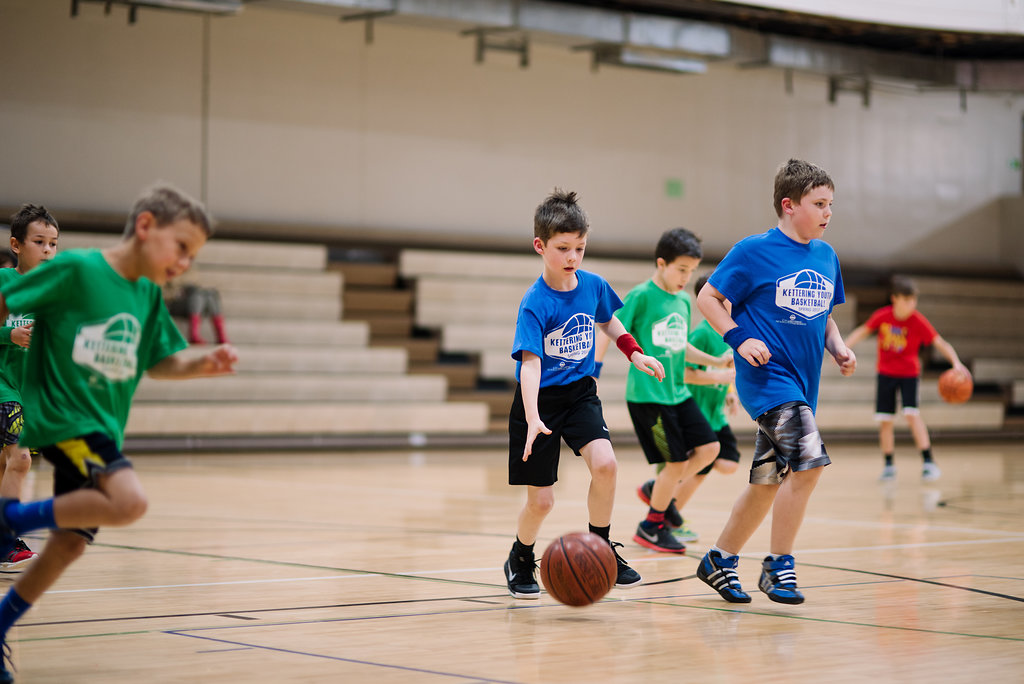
0;1;1022;269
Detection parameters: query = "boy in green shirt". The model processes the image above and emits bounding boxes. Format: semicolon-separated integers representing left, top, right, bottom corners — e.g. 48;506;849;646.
0;205;60;571
0;185;238;684
602;228;732;554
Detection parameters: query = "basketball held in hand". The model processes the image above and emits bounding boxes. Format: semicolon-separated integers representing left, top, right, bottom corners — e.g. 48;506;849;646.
540;532;617;607
938;368;973;404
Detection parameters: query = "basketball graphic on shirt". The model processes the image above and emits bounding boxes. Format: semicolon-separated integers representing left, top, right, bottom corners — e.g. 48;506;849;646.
72;313;141;381
544;313;594;363
652;312;688;352
775;269;834;320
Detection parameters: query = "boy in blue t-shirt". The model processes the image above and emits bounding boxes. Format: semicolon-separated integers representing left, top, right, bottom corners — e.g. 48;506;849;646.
505;189;665;599
695;159;856;605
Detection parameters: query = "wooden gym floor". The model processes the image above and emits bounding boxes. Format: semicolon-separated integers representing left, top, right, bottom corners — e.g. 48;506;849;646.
5;440;1023;683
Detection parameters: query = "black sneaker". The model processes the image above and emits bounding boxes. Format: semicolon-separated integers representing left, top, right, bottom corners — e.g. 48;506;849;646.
637;479;683;528
609;541;642;588
504;543;540;599
696;549;751;603
632;522;686;554
0;636;13;684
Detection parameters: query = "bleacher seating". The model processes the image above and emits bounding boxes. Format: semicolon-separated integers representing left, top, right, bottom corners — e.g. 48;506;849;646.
400;248;1007;435
54;234;490;440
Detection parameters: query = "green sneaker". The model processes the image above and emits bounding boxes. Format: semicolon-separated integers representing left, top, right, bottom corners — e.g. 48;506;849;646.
671;521;699;543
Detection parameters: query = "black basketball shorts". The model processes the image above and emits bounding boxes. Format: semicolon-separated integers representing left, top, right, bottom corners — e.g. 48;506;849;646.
875;373;920;418
0;402;23;447
628;397;718;466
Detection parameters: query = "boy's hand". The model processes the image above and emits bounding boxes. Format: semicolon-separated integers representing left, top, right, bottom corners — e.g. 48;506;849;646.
10;324;32;349
725;392;740;416
717;367;736;385
523;418;552;461
200;344;239;376
714;352;734;368
737;338;771;367
632;352;665;381
832;346;856;376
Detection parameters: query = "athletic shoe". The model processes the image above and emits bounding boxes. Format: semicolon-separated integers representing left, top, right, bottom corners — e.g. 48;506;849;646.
0;539;37;573
758;554;804;604
0;499;19;561
609;541;642;588
637;479;683;528
922;462;942;483
633;522;686;554
504;543;540;599
879;465;897;482
671;521;699;543
0;637;12;684
696;549;751;603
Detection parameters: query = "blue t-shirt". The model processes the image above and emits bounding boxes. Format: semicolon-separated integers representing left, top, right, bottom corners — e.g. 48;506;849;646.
708;227;845;418
512;270;623;388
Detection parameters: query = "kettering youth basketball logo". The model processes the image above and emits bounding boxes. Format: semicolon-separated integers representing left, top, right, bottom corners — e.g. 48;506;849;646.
72;313;141;381
775;269;834;320
544;313;594;363
651;312;688;352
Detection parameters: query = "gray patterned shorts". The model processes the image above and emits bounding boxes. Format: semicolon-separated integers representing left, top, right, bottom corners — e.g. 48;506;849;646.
750;401;830;485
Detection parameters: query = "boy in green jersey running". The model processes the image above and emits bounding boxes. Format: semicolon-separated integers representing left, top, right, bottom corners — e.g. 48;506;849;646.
0;206;60;571
0;185;238;684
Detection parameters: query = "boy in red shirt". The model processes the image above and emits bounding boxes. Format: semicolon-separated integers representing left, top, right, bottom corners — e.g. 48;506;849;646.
846;276;968;482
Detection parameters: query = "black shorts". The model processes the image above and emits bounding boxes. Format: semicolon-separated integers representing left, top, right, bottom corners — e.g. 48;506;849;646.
39;432;134;542
628;397;718;466
508;377;610;487
875;374;920;418
698;424;741;476
0;402;23;447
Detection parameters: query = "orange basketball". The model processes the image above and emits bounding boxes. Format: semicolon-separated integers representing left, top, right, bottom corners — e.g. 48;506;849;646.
540;532;617;607
938;368;973;404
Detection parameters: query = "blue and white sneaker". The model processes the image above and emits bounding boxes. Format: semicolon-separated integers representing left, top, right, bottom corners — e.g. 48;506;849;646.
758;554;804;604
696;549;750;603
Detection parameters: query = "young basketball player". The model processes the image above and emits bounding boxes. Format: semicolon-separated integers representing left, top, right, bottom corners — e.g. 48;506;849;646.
0;185;238;683
695;159;856;605
505;188;665;599
0;206;60;572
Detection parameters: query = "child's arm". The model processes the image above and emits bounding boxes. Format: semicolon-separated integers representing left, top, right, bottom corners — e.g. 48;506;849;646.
724;386;740;416
696;282;770;367
684;366;735;386
932;335;969;374
686;343;733;368
592;329;611;379
597;316;665;380
844;323;872;348
825;316;856;376
518;351;551;462
147;344;239;379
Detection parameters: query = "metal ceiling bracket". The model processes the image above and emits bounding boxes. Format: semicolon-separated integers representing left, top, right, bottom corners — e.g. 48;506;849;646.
461;27;529;69
340;9;396;45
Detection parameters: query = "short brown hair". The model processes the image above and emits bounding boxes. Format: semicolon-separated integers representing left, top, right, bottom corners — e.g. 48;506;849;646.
890;275;918;297
534;189;588;243
124;184;213;238
773;159;834;218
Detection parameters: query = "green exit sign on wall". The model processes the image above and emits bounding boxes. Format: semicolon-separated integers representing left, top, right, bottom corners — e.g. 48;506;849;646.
665;178;684;199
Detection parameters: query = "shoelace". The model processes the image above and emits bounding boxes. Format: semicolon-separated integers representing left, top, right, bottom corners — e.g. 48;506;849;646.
609;541;628;566
2;639;15;676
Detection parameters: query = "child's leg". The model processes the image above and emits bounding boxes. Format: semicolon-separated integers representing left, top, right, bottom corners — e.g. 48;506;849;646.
515;485;554;545
878;420;896;458
905;413;931;451
714;482;779;554
578;438;616;527
51;468;147;530
8;530;87;605
0;445;29;500
769;466;823;555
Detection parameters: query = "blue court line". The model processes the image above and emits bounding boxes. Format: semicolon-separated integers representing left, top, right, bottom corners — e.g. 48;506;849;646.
168;631;522;684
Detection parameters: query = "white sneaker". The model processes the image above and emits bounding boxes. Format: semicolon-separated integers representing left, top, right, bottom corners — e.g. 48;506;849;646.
879;464;897;482
922;462;941;483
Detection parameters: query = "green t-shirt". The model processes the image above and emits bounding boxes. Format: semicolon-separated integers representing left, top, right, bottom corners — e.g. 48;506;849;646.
0;269;32;405
686;319;730;430
1;249;187;449
615;279;692;405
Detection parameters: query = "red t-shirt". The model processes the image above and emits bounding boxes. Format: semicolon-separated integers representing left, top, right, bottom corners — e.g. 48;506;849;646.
865;306;938;378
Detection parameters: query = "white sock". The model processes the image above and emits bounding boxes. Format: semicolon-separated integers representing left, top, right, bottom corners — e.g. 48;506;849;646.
712;545;737;559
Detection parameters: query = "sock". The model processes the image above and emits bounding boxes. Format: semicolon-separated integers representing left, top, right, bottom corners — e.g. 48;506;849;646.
513;537;534;555
3;499;56;535
211;314;230;344
641;509;665;530
0;588;31;639
188;314;206;344
711;545;737;559
921;448;933;463
884;453;894;466
588;524;610;541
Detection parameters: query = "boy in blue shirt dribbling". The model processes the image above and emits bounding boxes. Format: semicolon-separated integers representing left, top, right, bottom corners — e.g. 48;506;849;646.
504;189;665;599
695;159;856;605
